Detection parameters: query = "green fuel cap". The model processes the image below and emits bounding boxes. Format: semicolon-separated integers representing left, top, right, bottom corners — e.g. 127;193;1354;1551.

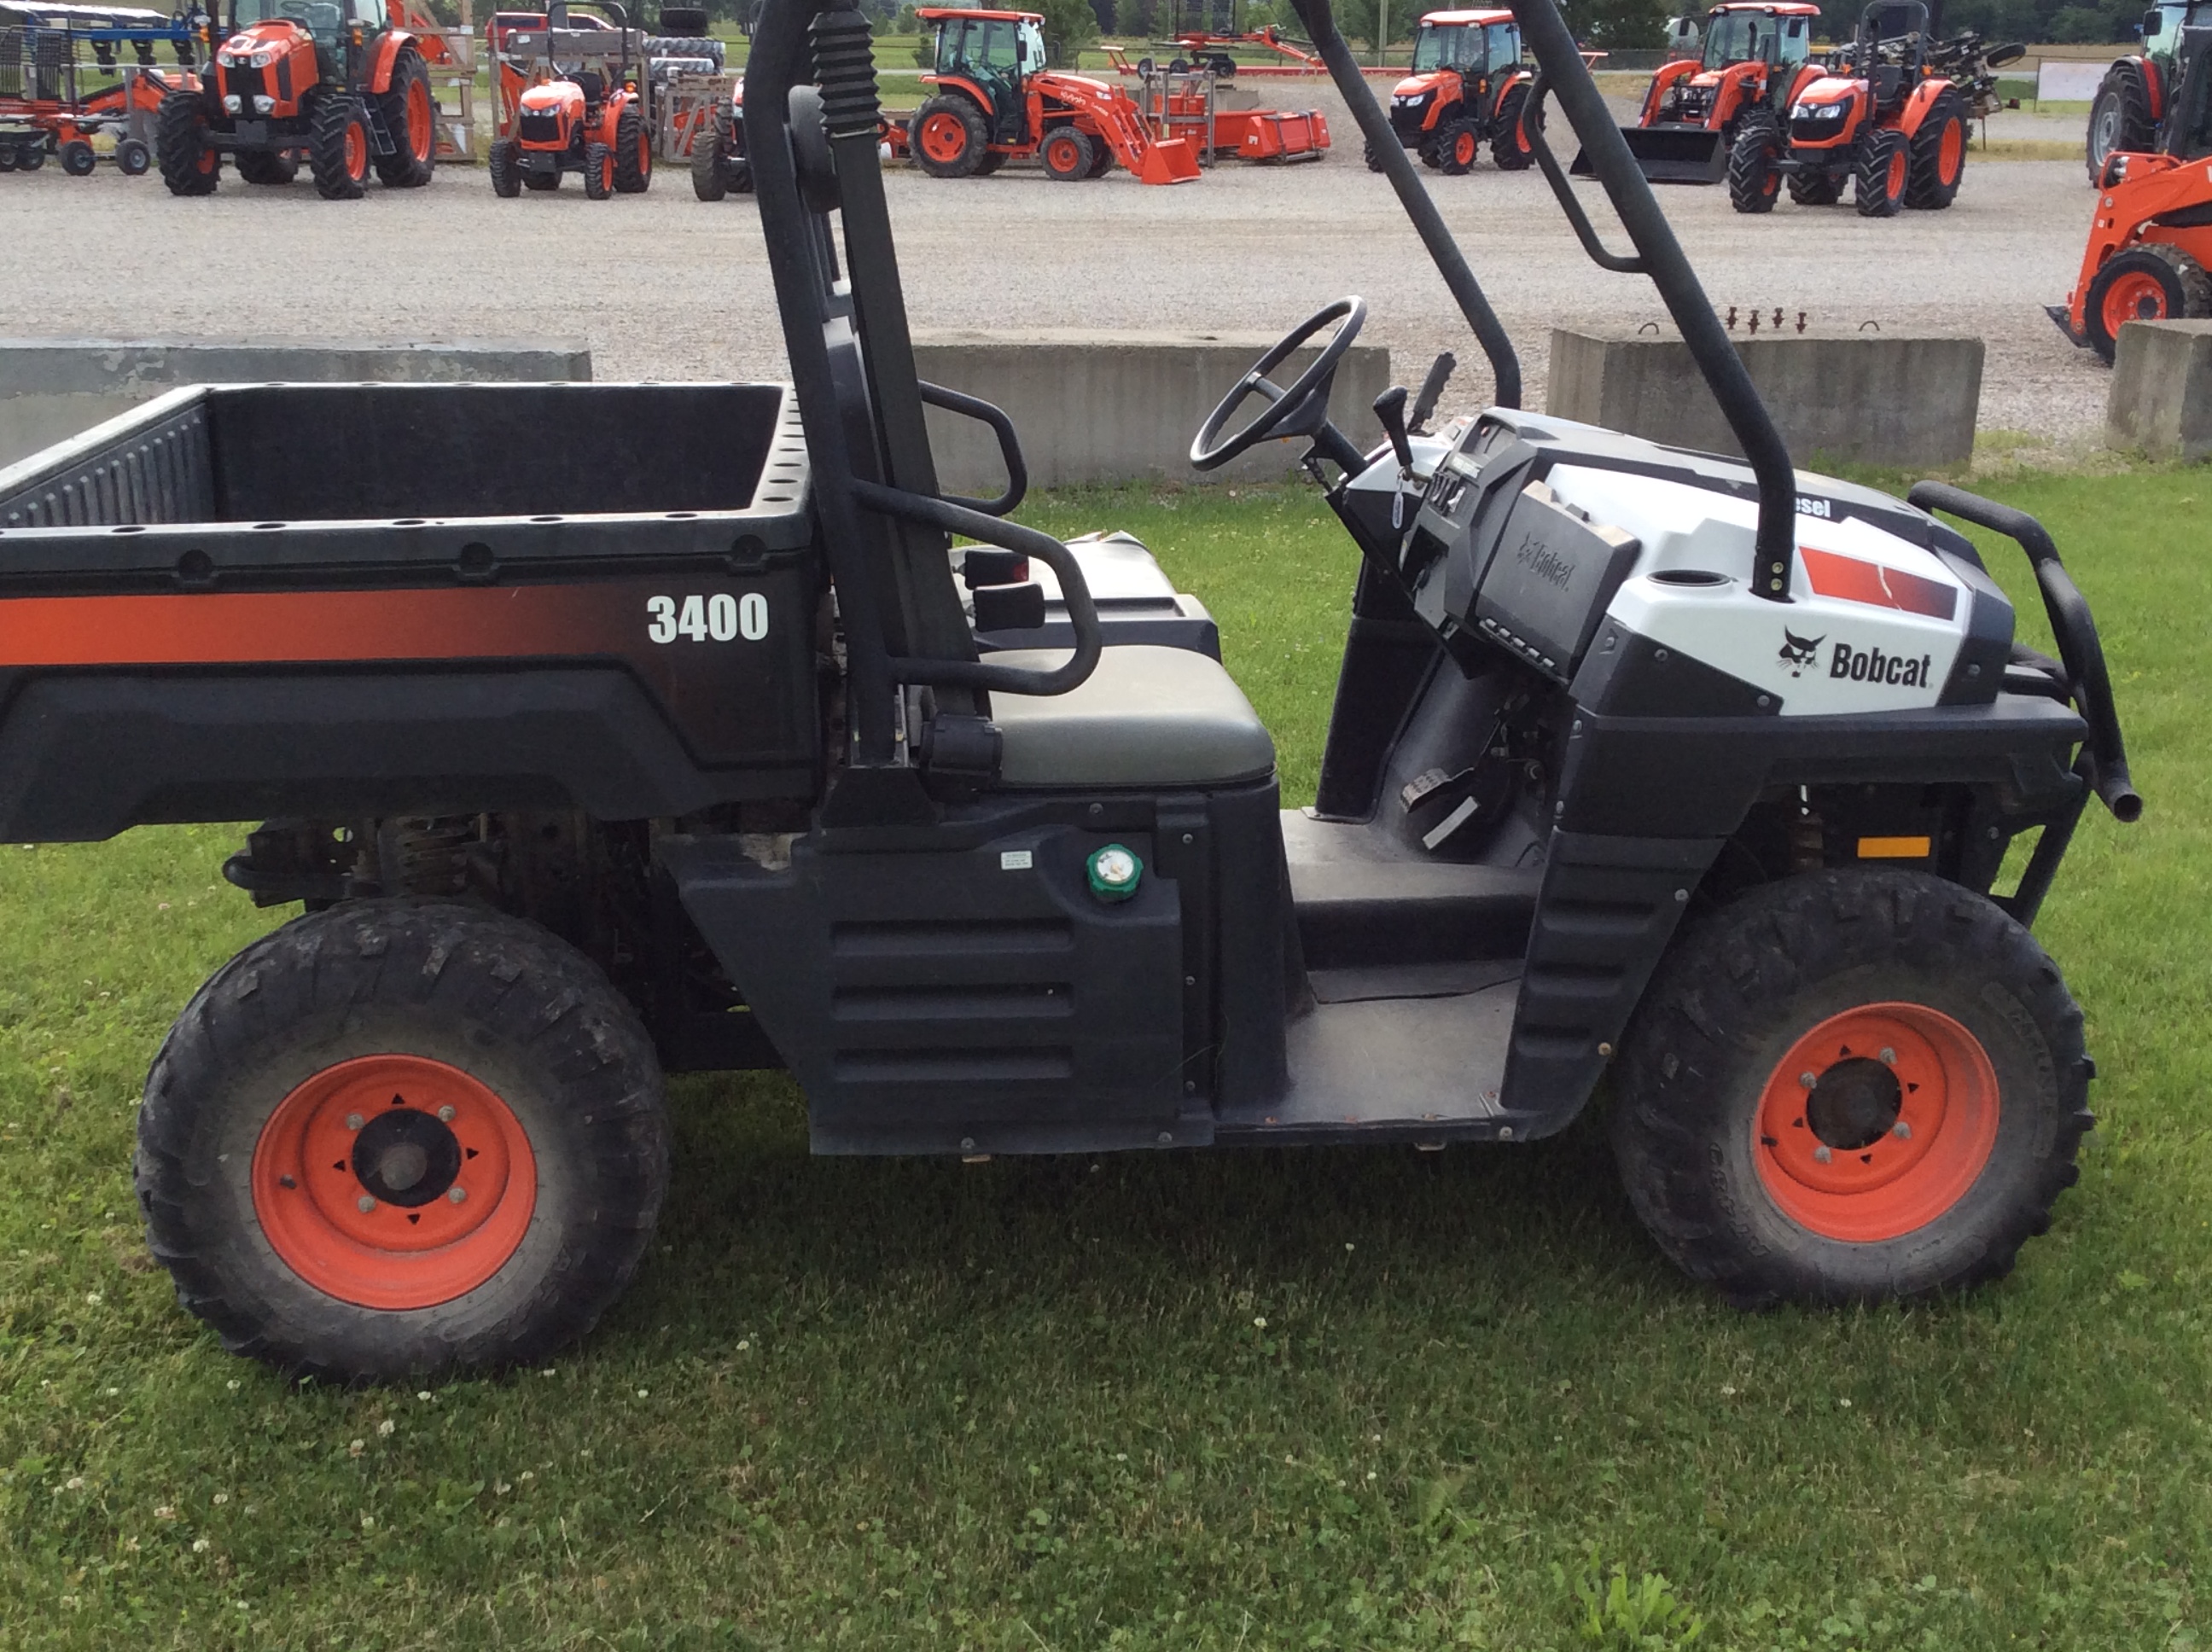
1086;843;1143;904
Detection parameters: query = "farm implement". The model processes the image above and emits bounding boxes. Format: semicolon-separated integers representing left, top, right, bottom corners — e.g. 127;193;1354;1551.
0;0;2137;1381
0;1;200;175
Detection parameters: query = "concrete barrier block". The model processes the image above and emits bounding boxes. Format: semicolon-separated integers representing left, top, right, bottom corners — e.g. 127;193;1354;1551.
1546;328;1982;468
0;337;592;469
912;332;1390;491
2106;319;2212;463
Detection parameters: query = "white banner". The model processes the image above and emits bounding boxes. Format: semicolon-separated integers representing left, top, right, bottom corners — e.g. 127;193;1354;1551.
2037;60;2112;101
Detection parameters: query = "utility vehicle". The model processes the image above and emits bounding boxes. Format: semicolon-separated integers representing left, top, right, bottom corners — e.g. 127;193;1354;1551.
0;0;2136;1381
1371;7;1536;174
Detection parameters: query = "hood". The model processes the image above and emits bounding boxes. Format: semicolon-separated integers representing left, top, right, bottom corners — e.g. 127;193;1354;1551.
218;19;311;59
519;80;585;113
1793;74;1860;107
1390;70;1454;99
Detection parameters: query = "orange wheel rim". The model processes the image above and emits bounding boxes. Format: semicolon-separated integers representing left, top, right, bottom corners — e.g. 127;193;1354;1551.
1885;145;1905;196
252;1054;537;1309
1047;134;1078;170
637;131;650;173
1937;116;1961;183
406;78;433;160
344;119;366;178
1455;131;1475;165
2100;270;2168;335
194;141;214;174
920;111;968;163
1753;1003;1999;1242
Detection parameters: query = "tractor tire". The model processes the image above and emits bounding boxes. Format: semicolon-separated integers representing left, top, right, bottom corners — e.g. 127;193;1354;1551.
134;899;671;1382
372;44;437;188
1785;166;1842;205
1904;86;1966;209
1490;83;1537;171
613;102;651;192
1435;116;1481;174
155;87;218;195
2085;61;2154;184
1610;868;2092;1309
487;134;521;196
1084;134;1115;177
1726;117;1781;212
1041;125;1095;181
235;147;298;185
116;137;151;175
644;33;720;64
58;138;96;176
910;94;987;178
584;138;614;199
690;121;728;198
1364;133;1390;172
971;149;1006;176
2083;243;2212;364
1854;125;1906;217
306;88;370;200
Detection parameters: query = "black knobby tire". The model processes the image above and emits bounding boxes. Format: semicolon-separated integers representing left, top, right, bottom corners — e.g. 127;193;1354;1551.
1726;116;1781;213
690;120;728;198
1854;125;1906;217
2083;243;2212;364
134;900;671;1382
155;87;218;195
487;134;521;196
59;138;96;176
1786;166;1842;205
583;138;613;198
970;149;1006;176
1041;124;1094;181
1435;114;1481;175
236;147;298;185
307;87;368;200
1364;133;1390;172
2085;61;2154;184
1490;83;1536;171
1611;869;2092;1308
1904;86;1966;209
910;93;987;178
1083;132;1115;177
613;101;650;192
372;45;436;188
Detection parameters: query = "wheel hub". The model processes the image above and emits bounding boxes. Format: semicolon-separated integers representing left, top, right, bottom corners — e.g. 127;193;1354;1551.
1803;1056;1901;1151
351;1106;461;1206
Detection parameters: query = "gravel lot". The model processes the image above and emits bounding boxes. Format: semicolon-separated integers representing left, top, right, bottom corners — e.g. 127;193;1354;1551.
0;95;2109;451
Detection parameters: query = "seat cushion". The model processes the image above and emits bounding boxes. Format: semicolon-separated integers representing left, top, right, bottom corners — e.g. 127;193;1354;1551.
989;645;1275;788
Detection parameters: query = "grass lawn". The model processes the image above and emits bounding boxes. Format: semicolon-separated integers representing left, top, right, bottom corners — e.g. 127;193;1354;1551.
1;462;2208;1649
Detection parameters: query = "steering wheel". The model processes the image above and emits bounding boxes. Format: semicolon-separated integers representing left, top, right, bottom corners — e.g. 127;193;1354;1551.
1190;296;1366;472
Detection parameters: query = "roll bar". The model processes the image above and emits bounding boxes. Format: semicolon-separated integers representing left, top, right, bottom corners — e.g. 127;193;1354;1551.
1283;0;1802;602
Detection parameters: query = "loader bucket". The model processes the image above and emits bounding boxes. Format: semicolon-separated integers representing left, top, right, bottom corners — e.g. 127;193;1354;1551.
1570;124;1730;184
1135;135;1202;183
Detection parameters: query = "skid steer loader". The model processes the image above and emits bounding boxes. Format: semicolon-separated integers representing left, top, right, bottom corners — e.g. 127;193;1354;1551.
0;0;2136;1382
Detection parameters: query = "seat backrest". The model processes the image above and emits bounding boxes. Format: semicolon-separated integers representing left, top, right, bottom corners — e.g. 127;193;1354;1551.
569;67;605;101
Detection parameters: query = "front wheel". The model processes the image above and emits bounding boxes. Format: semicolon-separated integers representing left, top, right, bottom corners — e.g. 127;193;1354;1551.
583;138;613;199
134;901;670;1381
1490;83;1537;171
307;88;370;200
1041;125;1095;181
1612;869;2092;1307
487;134;521;196
1435;115;1481;175
1854;125;1906;217
371;45;436;187
2082;243;2212;364
1726;118;1780;212
690;120;728;199
154;87;218;195
613;101;650;193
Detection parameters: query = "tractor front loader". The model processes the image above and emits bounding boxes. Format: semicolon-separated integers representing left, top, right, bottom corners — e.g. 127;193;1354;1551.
0;0;2137;1384
2052;24;2212;360
154;0;439;199
1371;8;1537;174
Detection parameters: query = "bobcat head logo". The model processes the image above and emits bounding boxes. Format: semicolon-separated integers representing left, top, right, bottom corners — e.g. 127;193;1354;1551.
1778;629;1825;677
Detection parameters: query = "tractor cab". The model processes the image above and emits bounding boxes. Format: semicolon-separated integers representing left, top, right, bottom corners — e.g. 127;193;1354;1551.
920;6;1045;143
212;0;367;104
1698;3;1813;72
1401;9;1518;88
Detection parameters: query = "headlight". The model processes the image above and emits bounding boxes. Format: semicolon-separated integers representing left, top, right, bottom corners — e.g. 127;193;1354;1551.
252;94;274;112
250;48;278;67
222;92;241;111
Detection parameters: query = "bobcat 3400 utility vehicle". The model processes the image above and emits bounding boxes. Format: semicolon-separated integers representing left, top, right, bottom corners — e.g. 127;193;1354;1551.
0;0;2135;1381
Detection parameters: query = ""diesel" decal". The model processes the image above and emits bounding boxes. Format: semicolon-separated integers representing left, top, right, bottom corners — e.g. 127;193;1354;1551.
1830;642;1931;686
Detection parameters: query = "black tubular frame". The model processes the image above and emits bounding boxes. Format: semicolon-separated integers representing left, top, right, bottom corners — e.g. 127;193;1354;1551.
1907;482;2141;823
1285;0;1802;604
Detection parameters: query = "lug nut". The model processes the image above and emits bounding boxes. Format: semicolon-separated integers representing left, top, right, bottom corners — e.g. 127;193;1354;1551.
1799;1071;1819;1089
345;1113;364;1131
447;1186;467;1204
436;1105;456;1122
1813;1145;1833;1164
1892;1121;1912;1140
357;1195;377;1213
1878;1047;1897;1065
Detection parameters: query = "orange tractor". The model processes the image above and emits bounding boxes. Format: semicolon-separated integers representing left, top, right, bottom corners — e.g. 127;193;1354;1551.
1726;0;1969;218
153;0;439;198
1615;2;1822;183
488;5;652;198
896;6;1197;182
1371;9;1536;175
2052;23;2212;362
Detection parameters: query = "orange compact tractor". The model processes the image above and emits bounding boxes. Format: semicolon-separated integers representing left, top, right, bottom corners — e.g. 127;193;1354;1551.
2052;24;2211;361
154;0;439;199
897;7;1197;183
1371;9;1536;175
1726;0;1968;217
689;73;746;195
1617;2;1821;183
488;2;652;197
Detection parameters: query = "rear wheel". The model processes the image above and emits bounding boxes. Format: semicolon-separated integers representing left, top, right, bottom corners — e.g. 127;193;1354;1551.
1854;125;1906;217
2083;243;2212;363
1490;83;1536;171
583;138;613;198
372;44;436;187
1726;116;1781;212
613;102;650;192
135;900;670;1381
1041;125;1095;181
690;120;728;198
236;147;298;185
1435;115;1481;175
487;133;521;196
1612;869;2092;1307
910;94;987;178
2085;61;2154;183
155;87;218;195
1905;86;1965;208
307;88;370;200
58;138;96;176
